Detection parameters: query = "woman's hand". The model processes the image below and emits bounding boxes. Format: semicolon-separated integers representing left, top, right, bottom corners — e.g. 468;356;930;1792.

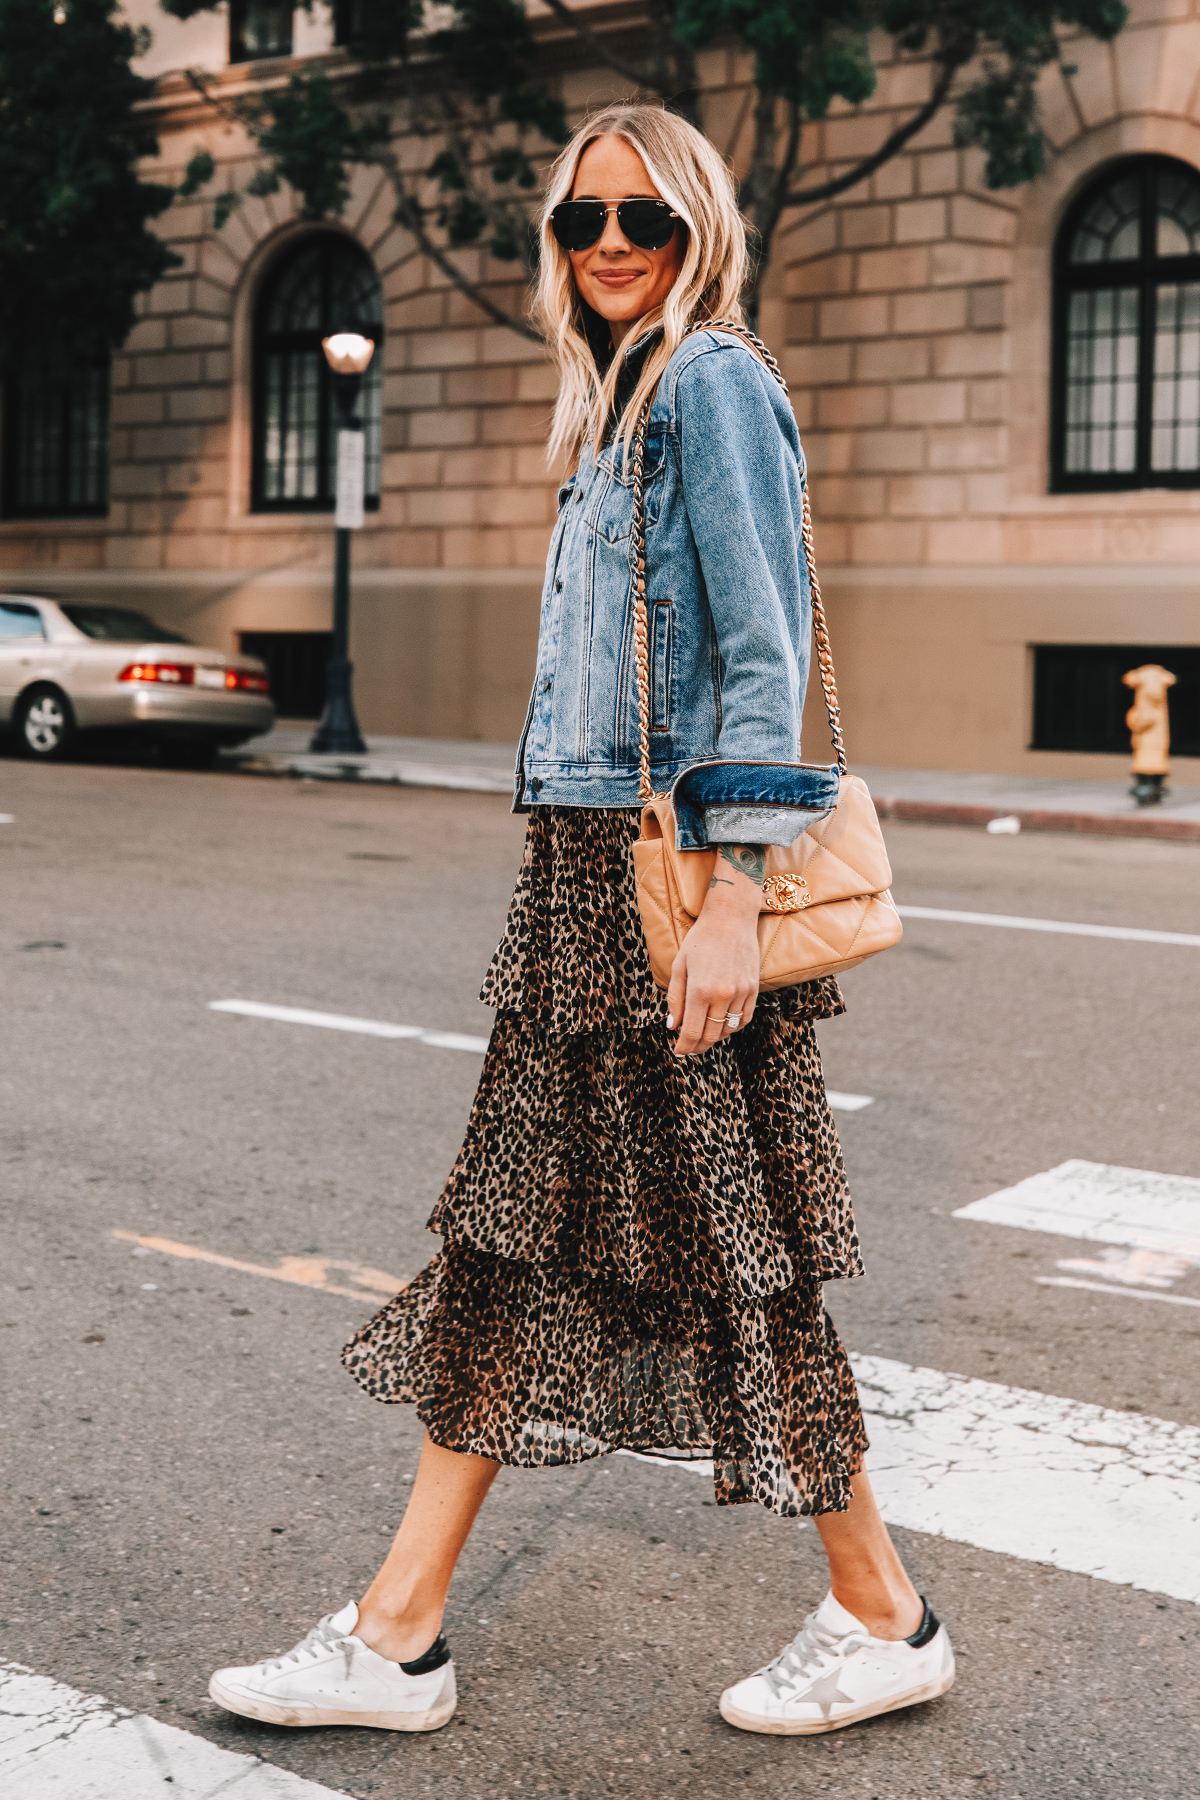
666;846;764;1056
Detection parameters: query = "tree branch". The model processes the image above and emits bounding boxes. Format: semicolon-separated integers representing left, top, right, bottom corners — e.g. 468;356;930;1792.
392;193;546;344
537;0;654;93
783;59;958;210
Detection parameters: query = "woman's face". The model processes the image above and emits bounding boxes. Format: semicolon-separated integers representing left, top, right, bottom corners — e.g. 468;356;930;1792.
567;134;685;351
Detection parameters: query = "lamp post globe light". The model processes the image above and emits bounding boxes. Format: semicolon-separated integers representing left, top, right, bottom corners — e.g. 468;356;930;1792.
310;331;376;754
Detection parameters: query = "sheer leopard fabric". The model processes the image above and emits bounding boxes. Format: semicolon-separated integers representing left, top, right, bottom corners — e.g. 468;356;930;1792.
344;807;868;1518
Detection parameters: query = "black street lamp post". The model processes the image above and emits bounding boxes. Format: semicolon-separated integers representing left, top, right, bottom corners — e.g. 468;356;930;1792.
310;331;375;754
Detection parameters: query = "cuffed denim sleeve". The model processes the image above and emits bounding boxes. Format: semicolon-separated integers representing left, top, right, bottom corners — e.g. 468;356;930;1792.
675;340;809;767
670;760;840;851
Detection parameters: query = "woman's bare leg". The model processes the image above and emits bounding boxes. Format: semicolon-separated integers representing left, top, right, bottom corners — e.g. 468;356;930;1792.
813;1471;924;1640
353;1433;500;1664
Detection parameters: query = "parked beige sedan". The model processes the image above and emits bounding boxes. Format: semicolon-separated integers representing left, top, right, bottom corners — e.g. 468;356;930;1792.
0;595;275;762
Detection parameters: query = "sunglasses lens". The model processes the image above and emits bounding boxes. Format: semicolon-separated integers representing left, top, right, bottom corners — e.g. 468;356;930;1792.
552;202;606;251
619;200;676;250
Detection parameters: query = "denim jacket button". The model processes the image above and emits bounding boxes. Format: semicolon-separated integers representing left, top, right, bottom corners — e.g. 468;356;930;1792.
530;777;544;792
541;678;552;693
555;578;563;591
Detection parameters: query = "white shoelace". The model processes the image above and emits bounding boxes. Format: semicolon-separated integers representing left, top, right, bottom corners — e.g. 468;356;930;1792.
256;1612;352;1676
759;1608;866;1699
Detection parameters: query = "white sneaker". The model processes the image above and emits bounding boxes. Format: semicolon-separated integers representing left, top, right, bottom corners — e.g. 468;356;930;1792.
719;1591;954;1735
209;1601;457;1732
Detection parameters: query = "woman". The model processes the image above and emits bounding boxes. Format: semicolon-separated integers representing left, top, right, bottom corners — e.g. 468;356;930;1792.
209;102;954;1739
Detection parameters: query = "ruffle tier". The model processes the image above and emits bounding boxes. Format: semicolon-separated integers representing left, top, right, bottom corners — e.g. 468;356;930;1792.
342;1243;868;1517
430;1000;862;1296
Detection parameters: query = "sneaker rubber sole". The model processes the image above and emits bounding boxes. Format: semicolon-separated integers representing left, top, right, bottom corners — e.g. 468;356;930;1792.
719;1664;955;1736
208;1673;457;1733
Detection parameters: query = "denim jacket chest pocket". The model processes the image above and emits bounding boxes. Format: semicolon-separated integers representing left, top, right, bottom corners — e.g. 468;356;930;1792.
588;429;668;543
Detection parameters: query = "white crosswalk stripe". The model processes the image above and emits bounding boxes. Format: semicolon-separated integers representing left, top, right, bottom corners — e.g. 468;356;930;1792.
895;904;1200;947
855;1356;1200;1605
955;1161;1200;1306
953;1160;1200;1253
209;999;489;1053
207;1001;874;1112
0;1664;349;1799
622;1355;1200;1606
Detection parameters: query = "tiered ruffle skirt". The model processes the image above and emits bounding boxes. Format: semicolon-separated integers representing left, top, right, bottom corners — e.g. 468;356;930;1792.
343;808;868;1517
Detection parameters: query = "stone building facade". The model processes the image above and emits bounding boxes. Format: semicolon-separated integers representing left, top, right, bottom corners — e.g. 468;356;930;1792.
2;0;1198;777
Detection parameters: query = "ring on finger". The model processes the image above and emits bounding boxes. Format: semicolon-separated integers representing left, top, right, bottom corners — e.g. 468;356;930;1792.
725;1011;743;1028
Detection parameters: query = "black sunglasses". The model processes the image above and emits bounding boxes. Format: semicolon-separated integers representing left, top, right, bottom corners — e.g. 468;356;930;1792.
551;198;680;253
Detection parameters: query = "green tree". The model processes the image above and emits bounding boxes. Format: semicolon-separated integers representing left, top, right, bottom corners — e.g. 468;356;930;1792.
171;0;1127;338
0;0;198;377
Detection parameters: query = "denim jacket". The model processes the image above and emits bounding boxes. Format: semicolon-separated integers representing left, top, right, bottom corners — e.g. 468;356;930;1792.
513;328;840;848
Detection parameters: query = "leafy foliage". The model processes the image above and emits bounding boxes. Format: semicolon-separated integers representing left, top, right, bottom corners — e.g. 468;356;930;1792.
172;0;1124;324
179;0;565;273
234;71;390;222
880;1;1130;189
675;0;879;115
0;0;179;377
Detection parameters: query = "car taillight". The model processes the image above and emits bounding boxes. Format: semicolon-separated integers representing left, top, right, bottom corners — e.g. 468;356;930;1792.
226;669;270;693
118;662;194;685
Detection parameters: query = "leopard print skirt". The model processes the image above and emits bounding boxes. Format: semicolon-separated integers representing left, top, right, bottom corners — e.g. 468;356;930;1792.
343;807;868;1518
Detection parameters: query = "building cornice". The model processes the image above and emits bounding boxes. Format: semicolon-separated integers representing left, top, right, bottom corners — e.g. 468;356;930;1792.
137;2;657;130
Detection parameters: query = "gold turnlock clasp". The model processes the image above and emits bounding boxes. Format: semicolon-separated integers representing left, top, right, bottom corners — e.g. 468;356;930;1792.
761;873;813;914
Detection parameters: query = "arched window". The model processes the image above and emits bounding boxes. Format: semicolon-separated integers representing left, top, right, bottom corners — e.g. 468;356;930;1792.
2;363;109;518
252;234;383;513
1052;157;1200;490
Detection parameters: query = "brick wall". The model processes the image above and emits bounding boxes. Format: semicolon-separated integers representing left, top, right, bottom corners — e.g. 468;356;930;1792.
2;1;1198;769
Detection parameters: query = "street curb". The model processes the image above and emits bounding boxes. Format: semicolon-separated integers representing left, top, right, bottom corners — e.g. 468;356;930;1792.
873;797;1200;843
221;756;1200;840
222;754;512;794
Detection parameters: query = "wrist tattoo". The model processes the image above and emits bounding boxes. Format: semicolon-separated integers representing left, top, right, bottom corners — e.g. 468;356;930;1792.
718;844;766;887
708;876;735;890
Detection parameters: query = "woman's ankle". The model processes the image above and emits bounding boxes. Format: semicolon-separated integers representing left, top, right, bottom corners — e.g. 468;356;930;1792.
831;1581;924;1642
354;1592;445;1666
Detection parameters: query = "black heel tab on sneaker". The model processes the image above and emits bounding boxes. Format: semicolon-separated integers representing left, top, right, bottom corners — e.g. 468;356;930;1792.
905;1601;940;1649
400;1633;451;1676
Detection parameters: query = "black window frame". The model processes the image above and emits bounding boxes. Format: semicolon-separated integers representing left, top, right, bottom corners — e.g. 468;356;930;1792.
228;0;294;64
1051;155;1200;493
2;363;110;520
1031;642;1200;758
251;233;383;515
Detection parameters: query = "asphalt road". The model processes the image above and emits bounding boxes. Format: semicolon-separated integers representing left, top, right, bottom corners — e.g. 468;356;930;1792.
3;755;1199;1800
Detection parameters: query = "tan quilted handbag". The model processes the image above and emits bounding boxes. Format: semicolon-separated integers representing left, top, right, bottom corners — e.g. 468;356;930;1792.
628;320;903;992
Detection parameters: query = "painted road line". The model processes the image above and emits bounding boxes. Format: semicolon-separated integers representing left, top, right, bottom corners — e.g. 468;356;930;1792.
624;1358;1200;1603
895;904;1200;948
112;1231;406;1302
1036;1276;1200;1308
0;1661;350;1799
209;999;490;1054
853;1355;1200;1605
209;1002;873;1110
617;1448;715;1477
953;1161;1200;1258
90;1237;1200;1601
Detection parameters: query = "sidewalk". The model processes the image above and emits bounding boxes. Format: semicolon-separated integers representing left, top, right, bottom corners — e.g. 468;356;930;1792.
221;729;1200;841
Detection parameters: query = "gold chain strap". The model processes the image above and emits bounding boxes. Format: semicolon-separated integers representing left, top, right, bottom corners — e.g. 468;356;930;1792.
629;317;847;802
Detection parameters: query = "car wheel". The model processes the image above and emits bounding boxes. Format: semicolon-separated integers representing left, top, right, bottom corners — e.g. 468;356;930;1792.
18;686;75;760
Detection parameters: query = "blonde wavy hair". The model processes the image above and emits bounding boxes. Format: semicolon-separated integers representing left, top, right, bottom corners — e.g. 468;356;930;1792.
536;102;749;469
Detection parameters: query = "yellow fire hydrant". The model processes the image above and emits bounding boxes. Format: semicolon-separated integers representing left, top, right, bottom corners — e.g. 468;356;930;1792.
1123;663;1177;806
